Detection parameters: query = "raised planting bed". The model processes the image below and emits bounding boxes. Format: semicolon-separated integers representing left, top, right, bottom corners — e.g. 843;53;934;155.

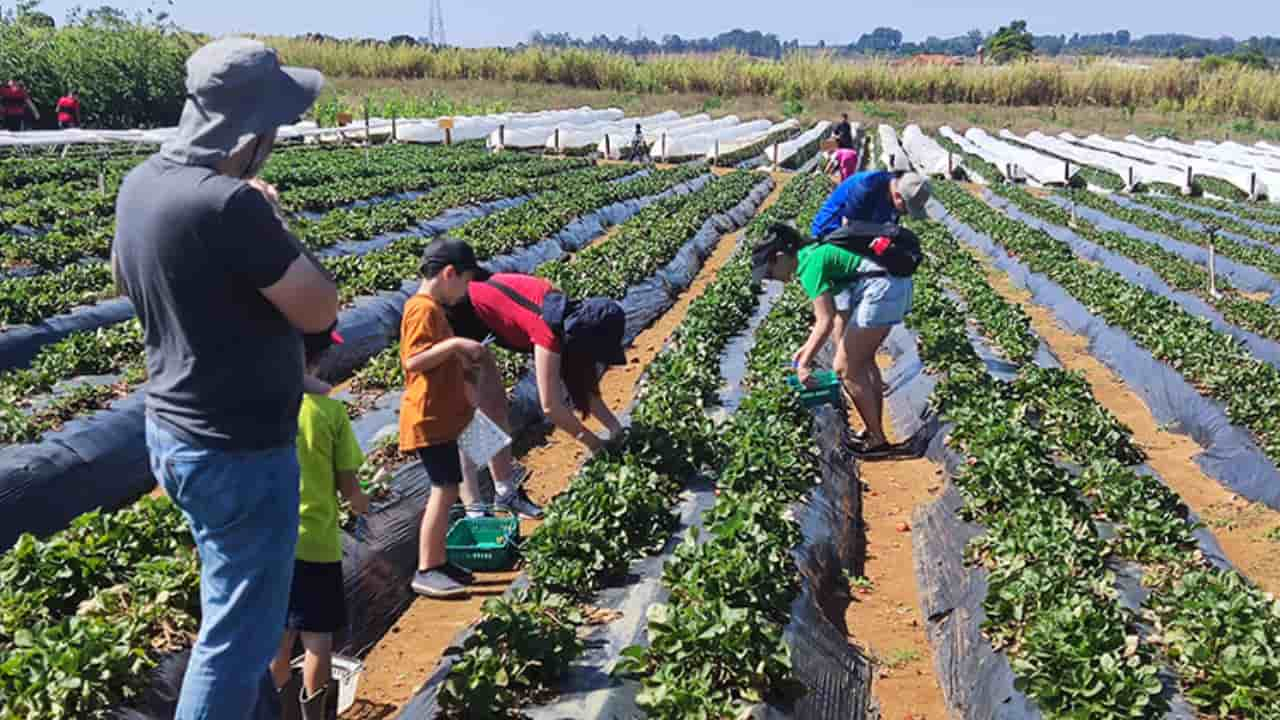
891;214;1279;718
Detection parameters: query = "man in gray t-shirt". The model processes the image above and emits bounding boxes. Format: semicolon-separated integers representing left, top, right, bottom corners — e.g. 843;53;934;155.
112;38;337;720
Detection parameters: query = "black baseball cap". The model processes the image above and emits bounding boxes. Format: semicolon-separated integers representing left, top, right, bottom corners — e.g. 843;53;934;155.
419;238;491;280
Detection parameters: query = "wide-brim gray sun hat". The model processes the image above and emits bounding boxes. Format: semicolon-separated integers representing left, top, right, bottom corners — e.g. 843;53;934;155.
162;37;324;166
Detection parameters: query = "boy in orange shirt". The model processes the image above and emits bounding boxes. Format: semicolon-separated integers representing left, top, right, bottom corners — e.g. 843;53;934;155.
400;239;489;599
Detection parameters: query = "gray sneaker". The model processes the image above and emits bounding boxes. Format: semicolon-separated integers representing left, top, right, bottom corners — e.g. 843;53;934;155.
443;563;476;586
496;486;543;520
411;568;467;599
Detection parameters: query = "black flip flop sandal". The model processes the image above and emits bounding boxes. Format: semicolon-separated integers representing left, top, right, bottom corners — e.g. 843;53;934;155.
853;441;916;461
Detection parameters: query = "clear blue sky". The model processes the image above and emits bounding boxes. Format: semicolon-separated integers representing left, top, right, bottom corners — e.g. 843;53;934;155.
26;0;1278;48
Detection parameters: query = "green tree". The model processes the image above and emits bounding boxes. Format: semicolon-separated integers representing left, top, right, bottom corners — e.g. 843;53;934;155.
988;20;1035;63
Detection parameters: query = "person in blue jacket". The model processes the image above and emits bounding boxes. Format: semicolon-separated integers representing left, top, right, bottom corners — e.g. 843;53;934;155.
798;169;929;453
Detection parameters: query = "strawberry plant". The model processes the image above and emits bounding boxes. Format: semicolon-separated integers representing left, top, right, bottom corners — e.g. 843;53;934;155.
926;186;1280;715
539;170;761;298
1192;175;1250;203
992;182;1280;344
937;181;1280;464
1068;188;1280;281
1135;193;1280;254
714;125;801;168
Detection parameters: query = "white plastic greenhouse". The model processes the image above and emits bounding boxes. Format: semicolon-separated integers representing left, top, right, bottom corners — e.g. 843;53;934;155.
900;125;953;177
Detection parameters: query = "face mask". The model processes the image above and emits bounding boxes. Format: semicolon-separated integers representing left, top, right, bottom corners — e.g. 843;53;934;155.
241;135;274;179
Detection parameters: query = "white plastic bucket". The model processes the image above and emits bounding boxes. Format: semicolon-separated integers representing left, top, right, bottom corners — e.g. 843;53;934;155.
291;653;365;714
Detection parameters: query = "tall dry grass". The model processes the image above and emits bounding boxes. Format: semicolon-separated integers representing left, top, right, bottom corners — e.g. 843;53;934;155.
268;40;1280;121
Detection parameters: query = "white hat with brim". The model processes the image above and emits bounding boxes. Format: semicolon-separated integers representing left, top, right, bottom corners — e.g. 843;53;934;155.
161;37;325;166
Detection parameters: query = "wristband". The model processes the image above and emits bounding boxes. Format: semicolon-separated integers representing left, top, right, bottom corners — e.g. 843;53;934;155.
871;236;892;256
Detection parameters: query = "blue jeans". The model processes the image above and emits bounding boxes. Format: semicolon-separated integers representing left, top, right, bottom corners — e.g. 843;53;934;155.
147;419;300;720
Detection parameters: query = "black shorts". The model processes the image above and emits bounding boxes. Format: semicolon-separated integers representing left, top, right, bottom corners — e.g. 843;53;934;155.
417;442;463;487
3;116;23;132
285;560;347;633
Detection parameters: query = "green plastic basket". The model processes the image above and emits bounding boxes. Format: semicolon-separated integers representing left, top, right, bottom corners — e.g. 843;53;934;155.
786;370;841;408
446;511;521;572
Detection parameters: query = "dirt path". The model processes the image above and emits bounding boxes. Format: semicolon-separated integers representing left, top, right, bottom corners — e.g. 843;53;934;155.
973;251;1280;595
842;357;950;720
344;174;789;718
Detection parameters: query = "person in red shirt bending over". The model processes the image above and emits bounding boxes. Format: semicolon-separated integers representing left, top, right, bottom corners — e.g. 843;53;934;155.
447;266;629;519
56;91;82;129
2;80;39;132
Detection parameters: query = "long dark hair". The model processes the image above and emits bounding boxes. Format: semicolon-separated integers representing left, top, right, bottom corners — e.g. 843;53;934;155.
752;222;811;268
560;349;600;418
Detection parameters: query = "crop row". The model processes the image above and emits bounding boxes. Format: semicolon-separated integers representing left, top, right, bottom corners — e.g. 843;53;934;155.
439;174;825;718
1068;188;1280;281
1178;194;1280;226
0;160;603;328
992;183;1280;343
0;155;582;276
293;158;611;251
1133;193;1280;253
932;133;1000;185
908;214;1280;717
0;155;141;191
325;164;702;305
0;163;643;447
937;181;1280;463
1193;175;1250;202
616;279;819;719
451;164;705;259
713;125;801;168
539;170;761;298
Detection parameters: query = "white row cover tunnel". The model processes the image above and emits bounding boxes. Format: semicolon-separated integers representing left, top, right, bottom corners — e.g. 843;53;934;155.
878;125;911;172
1130;136;1275;200
1003;130;1191;192
965;128;1079;186
900;125;954;177
0;107;628;149
939;126;1027;182
1063;133;1271;201
762;121;831;167
483;111;682;152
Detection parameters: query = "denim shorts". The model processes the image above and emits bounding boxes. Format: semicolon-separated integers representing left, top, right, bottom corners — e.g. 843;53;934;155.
835;275;914;329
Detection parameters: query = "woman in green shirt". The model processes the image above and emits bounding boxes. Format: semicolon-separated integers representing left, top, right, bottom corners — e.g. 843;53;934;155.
752;224;914;457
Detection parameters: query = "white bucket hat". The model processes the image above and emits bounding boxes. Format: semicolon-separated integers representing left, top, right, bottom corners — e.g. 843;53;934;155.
161;37;324;166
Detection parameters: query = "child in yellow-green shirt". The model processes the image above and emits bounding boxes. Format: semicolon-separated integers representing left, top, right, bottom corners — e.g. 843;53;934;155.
270;330;369;720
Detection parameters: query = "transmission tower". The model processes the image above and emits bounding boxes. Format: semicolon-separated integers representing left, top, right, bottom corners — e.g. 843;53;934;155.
427;0;446;47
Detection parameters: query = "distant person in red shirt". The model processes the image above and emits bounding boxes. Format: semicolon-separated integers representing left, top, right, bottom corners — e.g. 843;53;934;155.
824;148;860;182
2;80;39;132
56;91;81;129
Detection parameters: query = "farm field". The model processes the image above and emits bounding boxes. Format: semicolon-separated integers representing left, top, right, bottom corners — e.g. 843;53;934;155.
4;99;1280;720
